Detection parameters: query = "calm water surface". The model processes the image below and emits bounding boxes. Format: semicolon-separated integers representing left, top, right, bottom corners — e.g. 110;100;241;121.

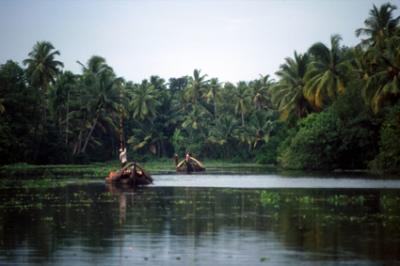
0;173;400;265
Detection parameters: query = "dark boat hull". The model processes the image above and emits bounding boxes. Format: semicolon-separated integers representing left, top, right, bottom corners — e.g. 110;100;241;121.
106;162;153;186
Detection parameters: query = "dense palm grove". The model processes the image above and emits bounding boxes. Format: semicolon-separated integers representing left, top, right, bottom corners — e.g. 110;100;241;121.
1;3;399;173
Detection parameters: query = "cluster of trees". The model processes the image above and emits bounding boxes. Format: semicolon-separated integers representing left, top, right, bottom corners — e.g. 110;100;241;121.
0;3;399;173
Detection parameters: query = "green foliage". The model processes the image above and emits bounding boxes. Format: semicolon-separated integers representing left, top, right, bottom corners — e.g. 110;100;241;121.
277;86;378;170
23;41;63;91
1;3;400;171
272;51;312;120
278;109;340;170
304;34;348;109
255;122;288;164
0;60;41;164
332;85;379;169
369;104;400;174
260;191;280;207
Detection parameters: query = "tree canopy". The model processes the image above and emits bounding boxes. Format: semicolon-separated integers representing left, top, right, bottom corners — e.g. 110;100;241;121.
0;3;399;174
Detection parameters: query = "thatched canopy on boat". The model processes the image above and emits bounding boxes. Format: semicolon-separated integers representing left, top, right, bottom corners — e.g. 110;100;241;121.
175;154;205;173
106;162;153;186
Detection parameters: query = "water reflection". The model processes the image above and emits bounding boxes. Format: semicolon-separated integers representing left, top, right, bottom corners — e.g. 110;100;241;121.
0;182;399;265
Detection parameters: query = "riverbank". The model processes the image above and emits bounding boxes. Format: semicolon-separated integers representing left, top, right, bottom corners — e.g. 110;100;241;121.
0;159;272;179
1;158;397;180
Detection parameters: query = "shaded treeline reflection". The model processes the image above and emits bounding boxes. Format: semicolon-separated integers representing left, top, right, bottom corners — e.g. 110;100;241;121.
0;185;399;263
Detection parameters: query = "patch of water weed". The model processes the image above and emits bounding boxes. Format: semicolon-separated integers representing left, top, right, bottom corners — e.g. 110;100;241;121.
326;195;366;206
260;191;280;207
380;195;400;209
298;195;314;204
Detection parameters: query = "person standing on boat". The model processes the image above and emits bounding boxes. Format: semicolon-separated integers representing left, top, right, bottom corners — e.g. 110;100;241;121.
185;152;194;173
119;147;128;167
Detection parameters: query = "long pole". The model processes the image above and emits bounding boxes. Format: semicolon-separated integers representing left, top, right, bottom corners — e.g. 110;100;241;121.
119;80;125;151
119;109;124;150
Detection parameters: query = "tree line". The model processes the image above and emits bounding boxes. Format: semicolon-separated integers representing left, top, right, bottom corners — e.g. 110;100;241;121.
0;3;399;173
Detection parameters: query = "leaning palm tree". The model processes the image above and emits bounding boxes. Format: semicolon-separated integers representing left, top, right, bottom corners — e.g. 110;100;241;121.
304;34;349;110
82;72;121;153
355;3;400;49
71;56;121;154
272;51;312;120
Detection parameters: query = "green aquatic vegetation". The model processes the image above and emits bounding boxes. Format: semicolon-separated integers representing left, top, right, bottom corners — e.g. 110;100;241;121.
380;195;400;209
260;191;317;207
297;195;314;204
260;191;281;206
327;194;367;206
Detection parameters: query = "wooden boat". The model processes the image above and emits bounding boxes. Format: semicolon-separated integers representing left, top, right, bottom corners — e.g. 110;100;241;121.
106;162;153;186
175;154;205;173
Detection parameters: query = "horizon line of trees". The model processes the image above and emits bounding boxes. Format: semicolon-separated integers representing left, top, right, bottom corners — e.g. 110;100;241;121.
1;2;400;174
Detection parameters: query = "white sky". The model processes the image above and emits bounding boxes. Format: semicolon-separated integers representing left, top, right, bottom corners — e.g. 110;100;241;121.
0;0;398;83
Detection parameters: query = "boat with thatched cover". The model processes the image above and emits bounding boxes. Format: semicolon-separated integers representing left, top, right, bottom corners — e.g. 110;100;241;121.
174;154;206;173
106;162;153;186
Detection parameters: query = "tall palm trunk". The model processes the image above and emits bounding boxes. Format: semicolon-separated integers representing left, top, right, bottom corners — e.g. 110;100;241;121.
73;130;83;155
81;113;99;153
65;91;70;145
213;99;217;118
119;112;124;150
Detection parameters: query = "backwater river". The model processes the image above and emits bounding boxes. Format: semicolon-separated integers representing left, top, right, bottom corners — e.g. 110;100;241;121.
0;173;400;265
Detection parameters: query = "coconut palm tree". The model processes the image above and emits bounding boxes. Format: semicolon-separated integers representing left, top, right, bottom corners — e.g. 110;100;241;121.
49;71;77;144
272;51;312;120
82;73;121;153
253;110;277;144
23;41;63;92
180;104;210;153
205;78;222;118
130;80;159;121
304;34;349;110
169;77;188;93
149;75;166;91
207;115;239;158
23;41;63;123
70;56;121;154
250;74;273;110
185;69;208;106
363;36;400;112
232;81;252;127
355;3;400;49
208;115;238;145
